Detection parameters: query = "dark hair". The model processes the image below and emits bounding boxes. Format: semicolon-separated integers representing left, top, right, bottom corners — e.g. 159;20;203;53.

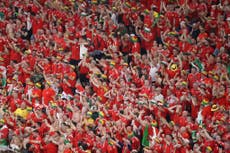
78;141;88;150
42;108;46;114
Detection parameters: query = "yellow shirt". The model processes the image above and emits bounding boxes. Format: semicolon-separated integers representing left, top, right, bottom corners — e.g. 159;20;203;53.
14;108;29;119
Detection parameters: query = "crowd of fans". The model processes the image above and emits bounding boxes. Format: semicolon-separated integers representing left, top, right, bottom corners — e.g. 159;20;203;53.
0;0;229;152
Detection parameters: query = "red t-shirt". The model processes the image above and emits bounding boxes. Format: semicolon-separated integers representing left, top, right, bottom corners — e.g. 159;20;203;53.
0;126;9;139
43;63;52;74
191;103;199;120
53;35;66;49
70;43;80;60
166;68;180;79
32;17;43;35
187;73;202;88
79;64;89;75
43;142;58;153
162;140;174;153
201;106;212;119
132;42;141;53
42;87;56;105
131;136;140;150
197;32;208;41
10;49;21;62
141;31;155;51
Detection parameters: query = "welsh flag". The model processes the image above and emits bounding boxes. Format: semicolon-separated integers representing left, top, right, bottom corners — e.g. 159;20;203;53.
142;125;150;147
194;58;204;71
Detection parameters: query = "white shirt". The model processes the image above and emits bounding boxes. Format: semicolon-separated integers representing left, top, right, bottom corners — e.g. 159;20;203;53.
111;13;118;25
26;17;32;30
80;44;88;59
196;110;203;124
149;64;159;82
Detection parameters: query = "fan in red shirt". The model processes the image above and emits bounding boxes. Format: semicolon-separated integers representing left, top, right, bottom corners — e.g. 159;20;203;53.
0;120;9;146
69;39;80;66
139;26;155;52
42;83;56;106
129;35;140;55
